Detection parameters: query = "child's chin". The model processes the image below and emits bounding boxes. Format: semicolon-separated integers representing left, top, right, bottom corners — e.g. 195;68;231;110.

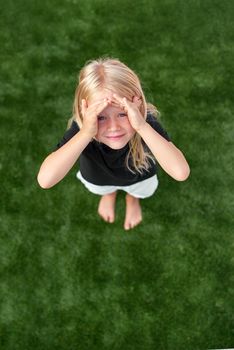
104;140;128;150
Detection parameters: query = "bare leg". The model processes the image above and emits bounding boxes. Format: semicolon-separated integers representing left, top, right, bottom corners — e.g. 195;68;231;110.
124;193;142;230
98;191;117;223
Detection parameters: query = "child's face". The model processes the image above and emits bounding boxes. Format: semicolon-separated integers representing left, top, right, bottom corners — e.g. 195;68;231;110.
88;91;136;150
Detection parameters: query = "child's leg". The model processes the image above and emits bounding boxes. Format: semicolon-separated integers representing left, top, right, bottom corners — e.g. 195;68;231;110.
124;194;142;230
76;171;118;223
123;175;159;230
98;191;117;223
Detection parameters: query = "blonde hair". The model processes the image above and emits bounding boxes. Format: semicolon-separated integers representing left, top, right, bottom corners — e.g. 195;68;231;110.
68;57;160;174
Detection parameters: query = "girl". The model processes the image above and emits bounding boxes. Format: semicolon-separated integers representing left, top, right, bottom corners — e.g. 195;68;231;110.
37;57;190;230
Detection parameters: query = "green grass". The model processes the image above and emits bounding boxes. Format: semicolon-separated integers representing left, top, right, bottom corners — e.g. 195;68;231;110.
0;0;233;349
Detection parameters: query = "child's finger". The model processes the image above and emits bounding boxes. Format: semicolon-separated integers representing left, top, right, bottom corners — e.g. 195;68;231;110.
120;97;129;111
82;98;108;116
112;93;126;104
113;93;141;108
112;94;130;110
89;98;109;110
81;99;87;115
96;98;109;111
87;99;109;117
132;96;142;107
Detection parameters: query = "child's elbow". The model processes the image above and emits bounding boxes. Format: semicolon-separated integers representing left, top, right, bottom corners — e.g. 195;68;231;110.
175;164;190;181
37;173;53;189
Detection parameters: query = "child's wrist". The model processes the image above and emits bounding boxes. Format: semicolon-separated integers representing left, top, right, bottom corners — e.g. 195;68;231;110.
135;121;147;134
80;128;95;141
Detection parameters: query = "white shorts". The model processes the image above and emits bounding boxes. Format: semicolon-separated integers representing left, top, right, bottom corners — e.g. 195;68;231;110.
76;171;159;198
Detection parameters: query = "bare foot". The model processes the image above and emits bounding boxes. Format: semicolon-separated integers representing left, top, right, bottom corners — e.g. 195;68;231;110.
98;192;117;223
124;194;142;230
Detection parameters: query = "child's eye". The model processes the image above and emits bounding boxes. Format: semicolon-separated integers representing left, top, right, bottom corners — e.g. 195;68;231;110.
98;115;106;122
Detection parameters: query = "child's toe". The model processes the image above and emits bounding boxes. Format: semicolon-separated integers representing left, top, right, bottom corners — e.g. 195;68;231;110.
108;215;115;223
124;221;131;230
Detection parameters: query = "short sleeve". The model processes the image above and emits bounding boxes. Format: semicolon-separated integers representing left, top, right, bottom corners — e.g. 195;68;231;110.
146;113;171;141
52;120;80;152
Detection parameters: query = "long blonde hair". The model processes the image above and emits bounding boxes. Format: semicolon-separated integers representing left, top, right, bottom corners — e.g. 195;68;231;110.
69;57;159;174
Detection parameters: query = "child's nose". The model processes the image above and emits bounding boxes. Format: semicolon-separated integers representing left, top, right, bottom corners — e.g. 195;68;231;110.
107;117;120;130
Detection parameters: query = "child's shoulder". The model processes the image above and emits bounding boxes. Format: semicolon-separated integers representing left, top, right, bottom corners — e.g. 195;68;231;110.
146;111;159;124
146;111;171;141
66;118;80;131
53;118;80;152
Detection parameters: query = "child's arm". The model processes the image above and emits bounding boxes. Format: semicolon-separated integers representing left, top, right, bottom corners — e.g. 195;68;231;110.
37;130;92;189
113;93;190;181
137;123;190;181
37;98;110;189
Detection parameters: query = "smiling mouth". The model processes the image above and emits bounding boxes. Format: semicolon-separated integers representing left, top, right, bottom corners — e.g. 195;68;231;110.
106;134;125;140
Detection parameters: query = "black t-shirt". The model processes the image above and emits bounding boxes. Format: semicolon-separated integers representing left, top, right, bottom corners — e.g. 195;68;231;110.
53;113;171;186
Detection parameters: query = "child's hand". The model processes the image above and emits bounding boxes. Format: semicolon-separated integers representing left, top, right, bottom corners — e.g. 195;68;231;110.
81;98;109;138
112;94;146;132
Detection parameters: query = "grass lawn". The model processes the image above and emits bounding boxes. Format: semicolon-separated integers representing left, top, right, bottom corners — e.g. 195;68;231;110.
0;0;233;349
